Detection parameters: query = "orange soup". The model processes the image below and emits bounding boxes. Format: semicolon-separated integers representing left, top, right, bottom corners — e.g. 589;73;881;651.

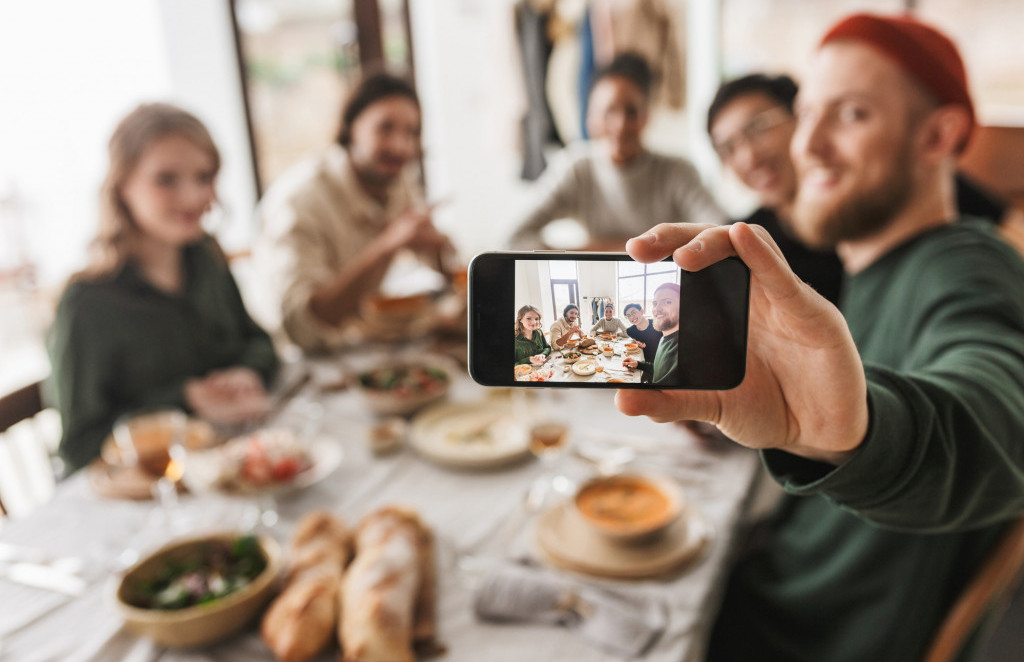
576;476;673;531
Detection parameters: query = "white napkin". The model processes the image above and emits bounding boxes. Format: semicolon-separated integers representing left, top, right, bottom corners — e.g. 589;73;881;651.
474;563;667;657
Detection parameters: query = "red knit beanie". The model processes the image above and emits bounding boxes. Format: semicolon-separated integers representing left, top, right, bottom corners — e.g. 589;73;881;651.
821;13;975;147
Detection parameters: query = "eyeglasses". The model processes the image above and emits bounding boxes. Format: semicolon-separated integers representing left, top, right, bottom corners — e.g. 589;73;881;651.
712;106;793;162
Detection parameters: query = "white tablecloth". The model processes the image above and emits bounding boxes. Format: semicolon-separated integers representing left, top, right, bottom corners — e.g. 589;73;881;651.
0;354;760;662
538;337;643;384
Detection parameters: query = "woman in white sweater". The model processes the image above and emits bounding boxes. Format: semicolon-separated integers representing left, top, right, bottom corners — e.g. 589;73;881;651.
509;53;725;251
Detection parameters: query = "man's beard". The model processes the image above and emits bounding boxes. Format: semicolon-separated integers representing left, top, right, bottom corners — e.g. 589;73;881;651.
653;313;678;332
791;145;914;249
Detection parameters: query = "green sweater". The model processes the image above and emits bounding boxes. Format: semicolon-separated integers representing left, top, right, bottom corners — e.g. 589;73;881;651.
710;221;1024;662
638;331;678;385
46;238;279;472
514;331;551;365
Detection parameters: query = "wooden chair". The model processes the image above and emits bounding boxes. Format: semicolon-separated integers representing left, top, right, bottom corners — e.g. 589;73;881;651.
0;380;56;517
922;518;1024;662
0;381;43;434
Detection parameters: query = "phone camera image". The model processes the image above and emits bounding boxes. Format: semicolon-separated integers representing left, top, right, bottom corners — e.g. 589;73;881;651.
468;252;750;391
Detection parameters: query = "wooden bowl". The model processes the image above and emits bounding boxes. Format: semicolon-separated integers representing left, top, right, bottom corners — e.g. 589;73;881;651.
573;474;683;545
115;534;282;648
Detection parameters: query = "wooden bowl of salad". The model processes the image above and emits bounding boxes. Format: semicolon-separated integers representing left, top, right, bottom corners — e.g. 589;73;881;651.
115;534;282;648
357;361;451;417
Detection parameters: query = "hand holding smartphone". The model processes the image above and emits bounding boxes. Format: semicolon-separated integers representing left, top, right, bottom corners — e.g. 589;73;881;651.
467;252;750;389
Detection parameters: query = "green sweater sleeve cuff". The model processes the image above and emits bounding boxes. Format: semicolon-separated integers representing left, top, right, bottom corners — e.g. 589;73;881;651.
762;374;918;505
144;377;192;413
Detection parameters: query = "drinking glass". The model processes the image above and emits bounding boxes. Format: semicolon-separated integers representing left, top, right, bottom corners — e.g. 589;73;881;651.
526;399;574;507
113;408;190;533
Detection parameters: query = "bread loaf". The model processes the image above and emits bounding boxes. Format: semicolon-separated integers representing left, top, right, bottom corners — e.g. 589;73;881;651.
262;511;351;661
339;508;437;662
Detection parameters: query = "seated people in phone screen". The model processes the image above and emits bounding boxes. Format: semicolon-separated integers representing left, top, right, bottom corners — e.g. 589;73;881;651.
549;304;583;350
624;303;662;361
514;305;552;366
623;283;679;385
590;303;629;337
624;303;663;383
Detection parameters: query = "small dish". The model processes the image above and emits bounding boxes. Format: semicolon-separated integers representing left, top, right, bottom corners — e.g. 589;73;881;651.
369;417;407;456
514;364;535;381
573;474;684;544
183;432;342;498
409;401;531;469
572;361;597;376
356;362;450;416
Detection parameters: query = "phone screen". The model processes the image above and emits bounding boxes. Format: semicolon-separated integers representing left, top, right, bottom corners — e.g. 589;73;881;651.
468;252;749;390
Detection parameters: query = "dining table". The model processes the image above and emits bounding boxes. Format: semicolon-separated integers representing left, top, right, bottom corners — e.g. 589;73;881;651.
536;335;643;384
0;342;762;662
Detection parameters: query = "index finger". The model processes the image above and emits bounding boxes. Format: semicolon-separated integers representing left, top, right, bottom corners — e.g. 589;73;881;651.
625;223;715;263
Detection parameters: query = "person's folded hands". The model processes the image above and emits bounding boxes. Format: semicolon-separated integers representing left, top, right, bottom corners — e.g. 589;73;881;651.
615;222;869;466
185;368;271;425
203;367;264;398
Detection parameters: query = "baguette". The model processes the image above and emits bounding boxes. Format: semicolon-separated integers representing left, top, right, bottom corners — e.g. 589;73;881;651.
262;511;352;661
339;508;437;662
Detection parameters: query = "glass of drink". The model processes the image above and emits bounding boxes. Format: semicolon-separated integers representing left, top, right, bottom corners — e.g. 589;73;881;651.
113;409;189;531
527;407;573;506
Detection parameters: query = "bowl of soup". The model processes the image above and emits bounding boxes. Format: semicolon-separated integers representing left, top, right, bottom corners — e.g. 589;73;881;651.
573;474;683;544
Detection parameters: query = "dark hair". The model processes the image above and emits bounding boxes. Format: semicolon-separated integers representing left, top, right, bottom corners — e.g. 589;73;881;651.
706;74;799;134
623;303;641;315
563;304;579;318
337;72;420;147
590;52;654;100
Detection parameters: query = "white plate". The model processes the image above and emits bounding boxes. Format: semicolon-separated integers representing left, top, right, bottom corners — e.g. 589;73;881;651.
572;361;598;376
410;401;531;469
183;437;343;497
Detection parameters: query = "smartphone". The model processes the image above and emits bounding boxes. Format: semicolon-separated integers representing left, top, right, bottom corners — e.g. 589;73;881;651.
467;251;749;389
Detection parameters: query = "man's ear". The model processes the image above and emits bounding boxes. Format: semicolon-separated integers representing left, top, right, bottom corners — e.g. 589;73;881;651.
918;105;972;162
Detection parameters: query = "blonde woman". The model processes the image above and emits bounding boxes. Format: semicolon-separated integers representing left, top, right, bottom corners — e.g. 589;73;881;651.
513;305;551;366
46;103;279;472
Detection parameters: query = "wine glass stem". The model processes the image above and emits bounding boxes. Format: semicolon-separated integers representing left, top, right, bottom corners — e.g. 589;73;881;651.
152;478;186;534
258;493;279;529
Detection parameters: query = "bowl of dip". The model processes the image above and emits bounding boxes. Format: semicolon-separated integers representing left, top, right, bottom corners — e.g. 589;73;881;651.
573;474;683;544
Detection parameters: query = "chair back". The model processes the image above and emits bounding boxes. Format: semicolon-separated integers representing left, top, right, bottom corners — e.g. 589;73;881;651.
922;517;1024;662
0;381;57;517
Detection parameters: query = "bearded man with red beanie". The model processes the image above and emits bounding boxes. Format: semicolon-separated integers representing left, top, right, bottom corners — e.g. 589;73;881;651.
615;13;1024;662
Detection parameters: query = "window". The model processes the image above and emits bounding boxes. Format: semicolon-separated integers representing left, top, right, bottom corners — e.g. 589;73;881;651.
549;260;579;321
617;261;677;315
233;0;415;193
